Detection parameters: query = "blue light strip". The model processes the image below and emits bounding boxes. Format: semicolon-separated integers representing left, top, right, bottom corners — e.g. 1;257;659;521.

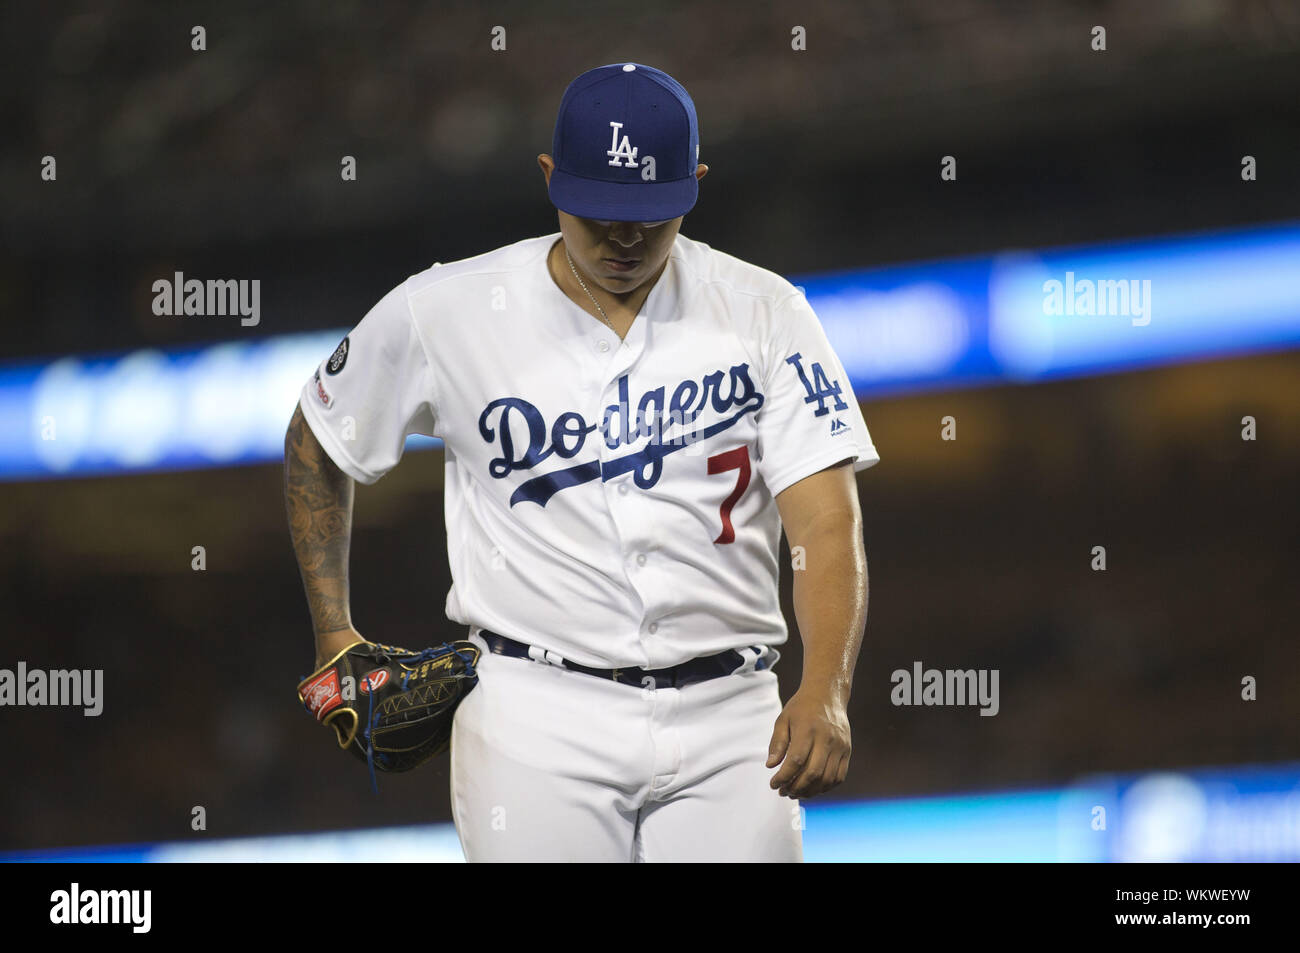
2;222;1297;480
5;761;1297;862
986;224;1300;380
0;332;349;481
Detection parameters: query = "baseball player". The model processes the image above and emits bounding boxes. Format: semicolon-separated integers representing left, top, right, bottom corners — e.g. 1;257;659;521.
285;63;879;862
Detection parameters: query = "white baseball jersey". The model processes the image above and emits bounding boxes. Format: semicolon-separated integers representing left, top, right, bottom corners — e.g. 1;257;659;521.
299;232;878;670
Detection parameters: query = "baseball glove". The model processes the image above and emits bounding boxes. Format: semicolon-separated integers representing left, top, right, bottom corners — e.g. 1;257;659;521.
296;639;481;782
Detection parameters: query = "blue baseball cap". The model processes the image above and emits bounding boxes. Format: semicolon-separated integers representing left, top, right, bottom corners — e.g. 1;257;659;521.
548;63;701;222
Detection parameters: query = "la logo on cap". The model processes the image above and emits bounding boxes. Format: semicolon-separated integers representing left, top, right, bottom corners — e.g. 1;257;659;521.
607;122;640;169
548;62;700;219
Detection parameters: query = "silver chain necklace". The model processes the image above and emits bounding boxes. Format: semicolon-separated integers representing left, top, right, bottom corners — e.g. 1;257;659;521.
564;247;620;337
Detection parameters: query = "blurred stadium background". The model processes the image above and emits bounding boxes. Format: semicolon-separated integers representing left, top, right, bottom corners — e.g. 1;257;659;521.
2;1;1298;861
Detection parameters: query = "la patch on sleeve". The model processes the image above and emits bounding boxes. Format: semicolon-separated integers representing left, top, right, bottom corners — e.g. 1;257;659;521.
784;352;849;418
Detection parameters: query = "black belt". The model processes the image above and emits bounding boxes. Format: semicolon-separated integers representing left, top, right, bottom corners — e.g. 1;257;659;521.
477;630;771;690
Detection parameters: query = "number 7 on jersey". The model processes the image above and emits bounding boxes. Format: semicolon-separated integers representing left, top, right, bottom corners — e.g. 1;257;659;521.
708;447;751;544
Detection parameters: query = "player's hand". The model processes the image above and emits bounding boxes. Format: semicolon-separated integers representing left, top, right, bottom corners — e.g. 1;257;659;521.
766;686;851;799
314;627;365;669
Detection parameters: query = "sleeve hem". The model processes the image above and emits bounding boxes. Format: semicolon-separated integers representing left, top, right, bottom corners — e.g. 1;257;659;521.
763;442;879;499
297;389;384;486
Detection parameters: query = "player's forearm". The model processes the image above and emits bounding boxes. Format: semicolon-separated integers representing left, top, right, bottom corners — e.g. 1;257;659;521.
789;517;868;705
284;402;357;644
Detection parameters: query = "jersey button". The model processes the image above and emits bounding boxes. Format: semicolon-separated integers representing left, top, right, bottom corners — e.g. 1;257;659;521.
648;622;659;634
618;483;629;496
636;553;647;567
597;339;610;353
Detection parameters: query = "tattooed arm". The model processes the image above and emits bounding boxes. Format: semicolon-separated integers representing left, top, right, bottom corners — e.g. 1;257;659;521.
284;402;364;667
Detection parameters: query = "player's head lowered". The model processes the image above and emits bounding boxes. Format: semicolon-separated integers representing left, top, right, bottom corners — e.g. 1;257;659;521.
538;63;708;295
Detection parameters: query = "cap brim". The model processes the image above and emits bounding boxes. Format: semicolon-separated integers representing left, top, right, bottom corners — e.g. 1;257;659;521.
548;169;697;221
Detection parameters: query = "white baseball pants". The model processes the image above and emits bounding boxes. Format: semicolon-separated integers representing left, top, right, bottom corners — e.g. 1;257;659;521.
449;633;804;862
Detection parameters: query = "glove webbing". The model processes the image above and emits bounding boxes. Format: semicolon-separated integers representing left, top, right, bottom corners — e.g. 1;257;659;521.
360;643;481;794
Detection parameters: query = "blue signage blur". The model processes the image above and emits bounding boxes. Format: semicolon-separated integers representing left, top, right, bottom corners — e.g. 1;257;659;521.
2;222;1298;480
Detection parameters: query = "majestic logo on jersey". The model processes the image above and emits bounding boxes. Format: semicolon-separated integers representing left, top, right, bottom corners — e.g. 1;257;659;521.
784;352;849;417
830;417;849;435
479;362;764;507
